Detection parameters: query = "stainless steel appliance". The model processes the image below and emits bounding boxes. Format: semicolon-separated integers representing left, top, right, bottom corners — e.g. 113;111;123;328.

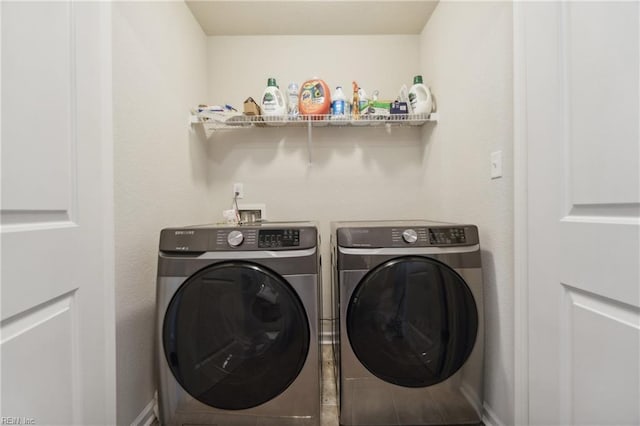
156;222;321;426
331;220;484;426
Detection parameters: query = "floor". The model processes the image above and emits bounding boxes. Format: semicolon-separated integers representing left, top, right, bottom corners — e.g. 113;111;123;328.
321;344;339;426
153;344;340;426
153;344;484;426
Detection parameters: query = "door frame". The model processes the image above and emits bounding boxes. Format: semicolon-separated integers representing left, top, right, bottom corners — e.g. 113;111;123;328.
98;2;117;423
513;2;530;425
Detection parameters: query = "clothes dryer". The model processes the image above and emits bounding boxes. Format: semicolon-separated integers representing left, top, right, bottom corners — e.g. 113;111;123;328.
331;220;484;426
156;222;321;426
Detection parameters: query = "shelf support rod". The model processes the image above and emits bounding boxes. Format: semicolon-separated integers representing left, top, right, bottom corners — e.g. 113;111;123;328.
307;118;313;164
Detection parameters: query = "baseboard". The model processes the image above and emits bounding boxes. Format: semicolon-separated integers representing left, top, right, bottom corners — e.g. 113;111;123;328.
130;394;157;426
482;402;505;426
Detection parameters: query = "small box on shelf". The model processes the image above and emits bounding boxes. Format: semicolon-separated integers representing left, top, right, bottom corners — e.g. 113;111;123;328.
390;101;409;115
243;97;261;116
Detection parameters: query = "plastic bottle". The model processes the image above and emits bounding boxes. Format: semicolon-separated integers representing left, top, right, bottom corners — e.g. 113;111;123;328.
331;86;347;117
358;87;369;115
287;82;299;119
299;78;331;117
408;75;433;115
261;77;286;118
352;81;360;119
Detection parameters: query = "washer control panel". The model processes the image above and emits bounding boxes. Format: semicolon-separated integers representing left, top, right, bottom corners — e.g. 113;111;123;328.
258;229;300;248
336;224;478;248
402;229;418;243
391;228;428;245
217;229;257;248
428;227;467;245
224;229;301;248
226;230;244;247
159;225;317;253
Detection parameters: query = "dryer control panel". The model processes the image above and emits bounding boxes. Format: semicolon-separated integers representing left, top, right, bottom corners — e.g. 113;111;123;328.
391;228;428;245
428;227;468;245
258;229;300;248
337;224;479;248
159;225;317;253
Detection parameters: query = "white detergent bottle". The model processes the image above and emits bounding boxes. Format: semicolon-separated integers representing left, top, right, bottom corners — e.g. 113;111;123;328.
408;75;433;116
261;77;286;124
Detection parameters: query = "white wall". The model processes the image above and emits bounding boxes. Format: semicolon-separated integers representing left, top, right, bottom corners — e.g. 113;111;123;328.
419;2;514;425
112;3;210;424
206;35;430;321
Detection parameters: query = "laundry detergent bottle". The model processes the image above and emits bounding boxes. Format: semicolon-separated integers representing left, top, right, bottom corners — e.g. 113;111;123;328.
299;78;331;118
261;77;287;120
408;75;433;115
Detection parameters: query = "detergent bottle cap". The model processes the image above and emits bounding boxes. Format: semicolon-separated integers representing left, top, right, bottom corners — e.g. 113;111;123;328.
413;75;424;84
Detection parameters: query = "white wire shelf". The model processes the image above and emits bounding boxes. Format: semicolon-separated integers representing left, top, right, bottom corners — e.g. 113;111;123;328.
190;111;439;164
191;112;439;130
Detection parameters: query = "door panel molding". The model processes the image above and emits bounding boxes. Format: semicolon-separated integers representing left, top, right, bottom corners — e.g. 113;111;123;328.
0;210;74;231
564;203;640;225
1;290;81;424
561;284;640;425
1;1;78;224
560;1;640;212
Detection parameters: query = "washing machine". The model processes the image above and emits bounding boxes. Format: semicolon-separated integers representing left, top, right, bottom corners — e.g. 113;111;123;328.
331;220;484;426
156;222;321;426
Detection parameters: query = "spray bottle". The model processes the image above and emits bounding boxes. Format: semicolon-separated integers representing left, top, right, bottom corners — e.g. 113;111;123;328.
352;81;360;120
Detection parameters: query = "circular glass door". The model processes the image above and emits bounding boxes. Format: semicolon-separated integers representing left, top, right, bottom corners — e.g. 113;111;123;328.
163;261;310;410
347;256;477;387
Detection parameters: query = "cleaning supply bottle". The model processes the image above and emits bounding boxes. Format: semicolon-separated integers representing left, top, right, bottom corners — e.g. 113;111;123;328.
331;86;347;117
287;81;299;119
299;78;331;117
352;81;360;119
261;77;286;118
358;87;369;115
408;75;433;115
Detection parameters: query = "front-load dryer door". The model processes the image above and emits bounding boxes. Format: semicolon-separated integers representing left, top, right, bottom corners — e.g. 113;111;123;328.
347;256;477;387
163;261;310;410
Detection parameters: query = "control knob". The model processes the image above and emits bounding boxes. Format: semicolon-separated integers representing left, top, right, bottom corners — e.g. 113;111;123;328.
227;230;244;247
402;229;418;244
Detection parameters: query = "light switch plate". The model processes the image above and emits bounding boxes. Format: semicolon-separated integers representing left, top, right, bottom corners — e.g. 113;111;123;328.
491;151;503;179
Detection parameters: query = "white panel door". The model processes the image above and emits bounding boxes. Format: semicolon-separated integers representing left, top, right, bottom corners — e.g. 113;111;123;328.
521;2;640;425
1;2;115;425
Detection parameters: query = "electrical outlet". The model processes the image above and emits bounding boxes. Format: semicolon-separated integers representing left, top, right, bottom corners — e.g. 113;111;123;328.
238;203;266;223
233;183;244;198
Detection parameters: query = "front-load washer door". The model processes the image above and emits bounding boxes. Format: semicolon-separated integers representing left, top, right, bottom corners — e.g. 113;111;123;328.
163;261;310;410
347;255;477;387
